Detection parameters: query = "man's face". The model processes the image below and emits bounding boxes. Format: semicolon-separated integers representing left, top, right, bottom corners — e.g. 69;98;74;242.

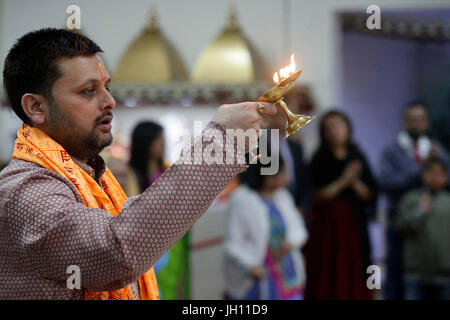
44;54;116;160
422;164;448;192
404;106;429;140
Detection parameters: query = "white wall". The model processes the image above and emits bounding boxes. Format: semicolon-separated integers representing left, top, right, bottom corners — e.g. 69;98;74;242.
112;105;217;164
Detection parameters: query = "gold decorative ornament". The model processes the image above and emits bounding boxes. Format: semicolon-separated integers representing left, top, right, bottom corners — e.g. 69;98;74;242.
114;11;187;82
257;103;265;115
191;9;263;83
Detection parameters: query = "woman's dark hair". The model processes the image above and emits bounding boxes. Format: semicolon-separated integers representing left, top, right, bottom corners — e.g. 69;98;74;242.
129;121;164;191
239;153;285;192
3;28;103;124
318;109;358;155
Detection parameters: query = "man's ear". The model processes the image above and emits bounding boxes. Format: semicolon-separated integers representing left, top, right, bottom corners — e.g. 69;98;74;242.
21;93;48;126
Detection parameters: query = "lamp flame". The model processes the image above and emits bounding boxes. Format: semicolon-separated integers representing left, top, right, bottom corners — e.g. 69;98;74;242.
273;54;296;84
273;72;279;83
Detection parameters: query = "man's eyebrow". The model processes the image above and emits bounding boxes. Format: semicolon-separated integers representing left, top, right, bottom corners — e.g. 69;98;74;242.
77;78;111;87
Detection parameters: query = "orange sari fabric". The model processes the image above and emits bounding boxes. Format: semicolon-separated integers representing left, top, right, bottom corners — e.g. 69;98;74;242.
12;124;159;300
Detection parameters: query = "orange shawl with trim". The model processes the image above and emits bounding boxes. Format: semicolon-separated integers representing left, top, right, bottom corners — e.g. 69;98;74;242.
12;124;159;300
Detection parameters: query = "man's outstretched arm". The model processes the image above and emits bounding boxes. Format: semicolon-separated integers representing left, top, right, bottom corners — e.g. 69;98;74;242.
5;121;246;292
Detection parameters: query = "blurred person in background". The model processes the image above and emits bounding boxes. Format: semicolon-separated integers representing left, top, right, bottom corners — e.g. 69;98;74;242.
224;154;308;300
265;89;313;214
129;121;167;193
395;157;450;300
105;157;135;195
305;110;378;300
129;121;190;300
379;102;449;300
102;133;140;196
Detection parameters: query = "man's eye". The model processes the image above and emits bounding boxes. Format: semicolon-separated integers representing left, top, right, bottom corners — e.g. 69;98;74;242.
105;86;111;92
83;88;95;95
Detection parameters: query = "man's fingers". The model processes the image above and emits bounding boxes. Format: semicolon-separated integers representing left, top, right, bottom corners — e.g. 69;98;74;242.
259;116;268;129
252;102;272;129
258;102;277;117
212;101;277;132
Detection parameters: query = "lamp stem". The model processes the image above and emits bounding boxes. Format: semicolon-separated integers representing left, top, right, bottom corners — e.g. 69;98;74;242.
276;98;294;121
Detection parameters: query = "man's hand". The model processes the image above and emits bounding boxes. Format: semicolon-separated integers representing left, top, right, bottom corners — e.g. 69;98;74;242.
429;142;440;159
212;102;277;131
211;102;277;153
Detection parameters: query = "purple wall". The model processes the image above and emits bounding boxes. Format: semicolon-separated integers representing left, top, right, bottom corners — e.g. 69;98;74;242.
339;32;420;174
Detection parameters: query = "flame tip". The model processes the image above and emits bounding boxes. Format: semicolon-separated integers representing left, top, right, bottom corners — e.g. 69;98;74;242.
272;54;298;84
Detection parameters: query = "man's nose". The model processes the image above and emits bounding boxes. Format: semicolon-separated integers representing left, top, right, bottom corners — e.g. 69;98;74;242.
101;89;116;111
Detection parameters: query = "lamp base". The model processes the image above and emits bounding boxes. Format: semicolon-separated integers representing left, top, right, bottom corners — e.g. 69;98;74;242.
284;114;315;140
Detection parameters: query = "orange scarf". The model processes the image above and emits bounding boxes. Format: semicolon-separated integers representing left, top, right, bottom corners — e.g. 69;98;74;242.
12;124;159;300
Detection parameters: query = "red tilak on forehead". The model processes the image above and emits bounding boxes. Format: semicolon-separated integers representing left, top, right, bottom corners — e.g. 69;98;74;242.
98;62;106;81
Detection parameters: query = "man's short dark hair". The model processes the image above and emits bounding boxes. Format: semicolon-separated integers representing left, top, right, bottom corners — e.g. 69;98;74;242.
402;100;428;119
3;28;103;124
422;156;448;174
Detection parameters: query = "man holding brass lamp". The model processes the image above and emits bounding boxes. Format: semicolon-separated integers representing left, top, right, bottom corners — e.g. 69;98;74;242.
0;28;276;300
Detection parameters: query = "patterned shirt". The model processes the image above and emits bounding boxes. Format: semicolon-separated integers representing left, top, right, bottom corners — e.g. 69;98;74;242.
0;121;246;299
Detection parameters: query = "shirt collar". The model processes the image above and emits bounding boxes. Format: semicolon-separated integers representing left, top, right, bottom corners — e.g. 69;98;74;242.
397;131;431;159
71;154;106;182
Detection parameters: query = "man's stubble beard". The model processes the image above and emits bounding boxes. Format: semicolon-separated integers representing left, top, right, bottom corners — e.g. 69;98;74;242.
47;101;113;160
407;128;427;141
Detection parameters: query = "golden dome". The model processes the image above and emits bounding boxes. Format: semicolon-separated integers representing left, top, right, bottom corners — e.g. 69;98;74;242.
191;10;265;83
114;12;187;82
